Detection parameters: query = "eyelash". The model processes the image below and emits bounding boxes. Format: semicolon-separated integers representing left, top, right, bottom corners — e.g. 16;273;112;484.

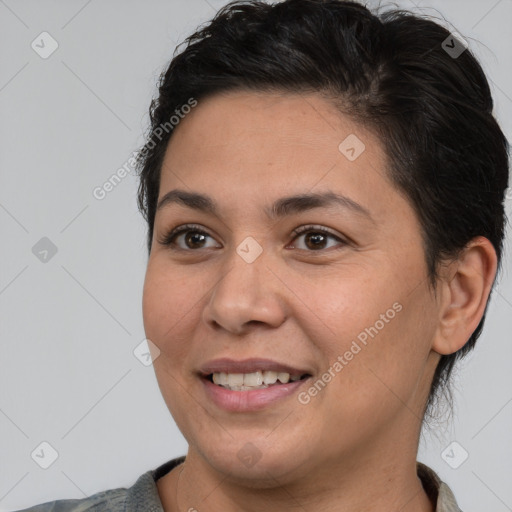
157;223;347;253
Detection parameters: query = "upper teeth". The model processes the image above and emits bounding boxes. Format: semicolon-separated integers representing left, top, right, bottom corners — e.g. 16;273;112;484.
212;371;301;388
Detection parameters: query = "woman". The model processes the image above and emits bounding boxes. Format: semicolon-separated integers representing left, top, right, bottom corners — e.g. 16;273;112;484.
18;0;509;510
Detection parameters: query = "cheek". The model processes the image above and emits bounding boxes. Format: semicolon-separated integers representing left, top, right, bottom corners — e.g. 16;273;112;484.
286;266;388;352
142;260;194;357
326;290;436;424
142;270;169;343
294;261;433;396
142;266;194;417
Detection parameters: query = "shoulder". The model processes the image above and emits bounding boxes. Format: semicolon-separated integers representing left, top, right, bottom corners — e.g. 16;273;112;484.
13;456;186;512
13;487;127;511
417;461;462;512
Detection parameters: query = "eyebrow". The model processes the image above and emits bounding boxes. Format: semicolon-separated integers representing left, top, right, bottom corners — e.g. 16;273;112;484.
156;189;374;223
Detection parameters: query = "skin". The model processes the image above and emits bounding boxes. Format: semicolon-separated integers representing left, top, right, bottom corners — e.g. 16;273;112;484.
142;90;497;512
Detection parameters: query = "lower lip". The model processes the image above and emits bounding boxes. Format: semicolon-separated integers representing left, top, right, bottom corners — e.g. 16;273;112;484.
201;376;310;412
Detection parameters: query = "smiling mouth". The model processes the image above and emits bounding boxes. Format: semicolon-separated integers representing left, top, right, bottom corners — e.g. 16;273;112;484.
204;371;311;391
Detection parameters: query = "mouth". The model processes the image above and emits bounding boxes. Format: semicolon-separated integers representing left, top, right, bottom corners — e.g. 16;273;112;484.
198;357;313;411
202;370;312;391
198;357;313;390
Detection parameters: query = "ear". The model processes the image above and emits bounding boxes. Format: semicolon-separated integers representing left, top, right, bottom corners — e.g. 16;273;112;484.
432;236;498;356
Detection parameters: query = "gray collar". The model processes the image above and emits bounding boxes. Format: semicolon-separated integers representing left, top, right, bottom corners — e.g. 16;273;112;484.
125;457;461;512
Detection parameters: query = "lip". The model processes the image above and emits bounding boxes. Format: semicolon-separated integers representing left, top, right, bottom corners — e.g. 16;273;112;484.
198;358;313;412
198;357;311;377
201;375;311;412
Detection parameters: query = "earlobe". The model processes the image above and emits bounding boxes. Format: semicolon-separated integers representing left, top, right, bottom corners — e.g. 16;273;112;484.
432;236;498;356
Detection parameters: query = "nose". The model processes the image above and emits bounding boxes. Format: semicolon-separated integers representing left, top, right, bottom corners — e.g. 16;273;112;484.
202;247;288;335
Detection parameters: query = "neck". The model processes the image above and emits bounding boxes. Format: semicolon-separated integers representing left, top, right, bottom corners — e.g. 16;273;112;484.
157;446;435;512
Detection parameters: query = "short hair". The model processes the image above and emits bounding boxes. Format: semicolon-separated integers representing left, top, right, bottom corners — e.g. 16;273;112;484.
136;0;510;420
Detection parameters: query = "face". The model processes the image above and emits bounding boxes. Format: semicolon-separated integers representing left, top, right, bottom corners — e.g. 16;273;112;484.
142;90;441;484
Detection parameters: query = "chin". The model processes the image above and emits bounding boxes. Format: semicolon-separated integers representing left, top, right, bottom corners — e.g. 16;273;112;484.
193;435;315;487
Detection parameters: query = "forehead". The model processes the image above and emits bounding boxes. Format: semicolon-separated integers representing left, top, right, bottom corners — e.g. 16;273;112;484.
158;90;404;224
167;90;371;155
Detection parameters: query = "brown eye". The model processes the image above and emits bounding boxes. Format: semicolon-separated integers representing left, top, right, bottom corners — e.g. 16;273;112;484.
182;231;208;249
158;224;220;250
157;224;347;253
290;226;346;252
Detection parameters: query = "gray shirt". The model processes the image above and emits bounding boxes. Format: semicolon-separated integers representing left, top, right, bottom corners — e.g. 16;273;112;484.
15;457;462;511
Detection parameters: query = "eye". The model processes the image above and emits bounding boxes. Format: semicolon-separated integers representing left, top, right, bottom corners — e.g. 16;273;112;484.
289;225;347;251
157;224;220;250
157;224;347;252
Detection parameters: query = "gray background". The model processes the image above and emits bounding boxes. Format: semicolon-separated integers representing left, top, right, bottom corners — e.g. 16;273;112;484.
0;0;511;510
